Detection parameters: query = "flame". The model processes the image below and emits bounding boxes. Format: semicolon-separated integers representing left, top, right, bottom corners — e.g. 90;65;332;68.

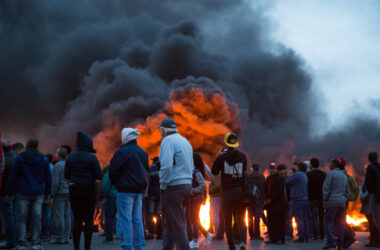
153;216;157;224
200;197;211;230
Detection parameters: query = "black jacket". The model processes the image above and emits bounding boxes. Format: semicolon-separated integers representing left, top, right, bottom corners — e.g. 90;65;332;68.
365;163;380;195
147;165;160;197
109;140;149;194
307;169;326;201
248;171;266;202
211;149;247;192
264;174;287;205
1;152;16;195
64;131;102;185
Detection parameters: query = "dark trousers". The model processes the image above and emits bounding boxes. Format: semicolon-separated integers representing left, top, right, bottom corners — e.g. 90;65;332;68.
147;196;163;235
0;195;17;246
247;200;266;238
187;196;207;241
309;200;324;239
104;196;116;241
162;184;191;250
366;214;380;243
325;206;345;248
222;198;245;249
267;203;286;242
69;185;96;250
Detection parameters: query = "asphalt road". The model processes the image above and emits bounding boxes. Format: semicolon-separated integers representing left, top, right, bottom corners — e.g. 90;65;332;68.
18;231;370;250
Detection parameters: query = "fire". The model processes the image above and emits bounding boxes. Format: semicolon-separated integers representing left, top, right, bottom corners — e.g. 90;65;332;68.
346;214;367;227
153;216;157;224
200;197;211;230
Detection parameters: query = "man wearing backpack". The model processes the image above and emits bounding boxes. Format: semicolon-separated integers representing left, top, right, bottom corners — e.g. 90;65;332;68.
365;152;380;245
212;132;247;250
338;157;358;249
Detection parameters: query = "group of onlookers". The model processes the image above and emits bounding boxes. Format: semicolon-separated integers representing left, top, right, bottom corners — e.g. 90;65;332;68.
1;118;380;250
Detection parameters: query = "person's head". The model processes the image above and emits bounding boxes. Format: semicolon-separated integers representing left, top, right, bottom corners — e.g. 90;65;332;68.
310;157;320;170
60;145;72;155
297;162;307;173
278;164;287;177
224;132;239;150
45;153;53;164
56;146;68;161
193;153;206;178
121;128;139;145
157;118;177;138
369;152;378;164
252;164;260;172
11;142;24;155
26;138;39;150
330;159;341;170
151;157;161;170
268;162;278;176
338;157;346;170
2;141;11;153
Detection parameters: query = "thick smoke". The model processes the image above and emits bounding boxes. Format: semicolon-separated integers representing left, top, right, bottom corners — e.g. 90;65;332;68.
1;0;378;174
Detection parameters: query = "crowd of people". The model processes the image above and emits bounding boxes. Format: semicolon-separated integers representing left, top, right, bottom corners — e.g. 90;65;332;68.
0;118;379;250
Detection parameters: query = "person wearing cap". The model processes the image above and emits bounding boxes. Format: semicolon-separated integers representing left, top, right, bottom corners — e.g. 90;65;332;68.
157;118;193;250
322;159;349;250
264;162;287;245
109;128;149;250
211;132;247;250
285;162;310;243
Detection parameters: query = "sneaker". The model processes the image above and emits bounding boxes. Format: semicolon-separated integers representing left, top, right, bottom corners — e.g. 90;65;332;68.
189;240;199;249
239;242;246;250
343;238;355;249
252;236;263;240
50;239;66;244
102;240;113;244
31;245;44;250
322;243;336;249
205;233;214;246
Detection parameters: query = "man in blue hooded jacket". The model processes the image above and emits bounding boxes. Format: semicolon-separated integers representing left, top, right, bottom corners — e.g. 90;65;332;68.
7;138;51;250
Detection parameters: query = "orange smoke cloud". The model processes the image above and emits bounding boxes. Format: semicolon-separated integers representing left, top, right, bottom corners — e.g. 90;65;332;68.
94;86;241;166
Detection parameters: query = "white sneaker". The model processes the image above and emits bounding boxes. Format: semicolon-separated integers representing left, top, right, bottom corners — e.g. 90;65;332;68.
190;240;199;249
239;242;246;250
205;233;214;246
189;240;194;248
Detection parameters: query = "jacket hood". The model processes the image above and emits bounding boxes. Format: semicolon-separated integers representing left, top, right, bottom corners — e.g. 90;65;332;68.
76;131;96;153
20;148;45;165
121;128;139;145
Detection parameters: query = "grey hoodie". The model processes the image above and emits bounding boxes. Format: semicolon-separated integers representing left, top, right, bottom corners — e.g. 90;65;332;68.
323;168;349;208
52;160;69;196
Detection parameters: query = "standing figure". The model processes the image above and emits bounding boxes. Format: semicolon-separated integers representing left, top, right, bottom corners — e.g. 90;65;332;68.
109;128;149;250
64;131;103;250
158;118;193;250
211;132;247;250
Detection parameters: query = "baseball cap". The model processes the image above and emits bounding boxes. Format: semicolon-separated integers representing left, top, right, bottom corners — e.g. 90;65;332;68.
157;118;177;129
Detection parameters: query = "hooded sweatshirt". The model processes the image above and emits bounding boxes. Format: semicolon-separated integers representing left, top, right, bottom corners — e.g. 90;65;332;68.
286;171;308;201
64;131;102;185
211;149;247;192
109;128;149;193
6;147;51;196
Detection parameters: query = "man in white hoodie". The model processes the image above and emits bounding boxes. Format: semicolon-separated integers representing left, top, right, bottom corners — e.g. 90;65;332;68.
109;128;149;250
158;118;193;250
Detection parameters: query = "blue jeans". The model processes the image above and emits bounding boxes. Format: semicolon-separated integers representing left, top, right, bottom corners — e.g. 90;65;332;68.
291;200;310;241
285;201;293;237
309;200;324;239
0;195;17;246
325;206;346;247
162;184;191;250
117;193;144;250
40;202;52;239
17;195;44;246
105;196;116;241
53;195;71;242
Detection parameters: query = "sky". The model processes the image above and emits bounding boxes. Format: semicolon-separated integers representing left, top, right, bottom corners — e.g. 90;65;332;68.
264;0;380;131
